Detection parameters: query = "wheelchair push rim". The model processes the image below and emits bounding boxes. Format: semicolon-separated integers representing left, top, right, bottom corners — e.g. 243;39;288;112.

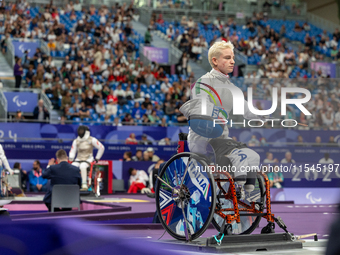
155;152;216;241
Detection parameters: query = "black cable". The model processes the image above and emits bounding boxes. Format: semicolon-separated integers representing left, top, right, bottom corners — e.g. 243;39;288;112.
158;230;166;240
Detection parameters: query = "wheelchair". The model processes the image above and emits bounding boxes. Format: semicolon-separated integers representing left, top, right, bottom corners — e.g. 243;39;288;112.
155;133;290;242
73;161;102;197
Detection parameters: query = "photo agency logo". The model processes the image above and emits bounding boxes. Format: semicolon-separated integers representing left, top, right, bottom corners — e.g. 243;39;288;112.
193;78;312;128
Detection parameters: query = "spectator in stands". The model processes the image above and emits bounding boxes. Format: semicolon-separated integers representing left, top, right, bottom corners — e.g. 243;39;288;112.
139;134;152;145
123;151;133;162
295;135;305;147
132;150;143;161
14;57;23;89
328;136;338;147
125;133;138;145
13;110;25;122
33;99;50;121
159;117;168;127
79;101;90;119
263;152;278;164
112;117;122;126
248;135;260;147
95;99;106;118
267;165;284;188
159;137;171;146
161;78;172;93
281;151;296;163
319;153;334;165
61;91;72;111
144;27;152;45
312;136;322;147
66;103;80;120
146;147;160;162
13;162;27;191
29;160;48;192
127;167;149;193
0;34;9;54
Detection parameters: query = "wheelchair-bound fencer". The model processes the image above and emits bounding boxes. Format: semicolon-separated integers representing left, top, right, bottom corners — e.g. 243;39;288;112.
154;41;290;242
69;126;105;196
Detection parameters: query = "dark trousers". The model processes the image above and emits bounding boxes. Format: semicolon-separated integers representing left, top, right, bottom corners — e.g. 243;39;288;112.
45;203;73;212
15;75;21;88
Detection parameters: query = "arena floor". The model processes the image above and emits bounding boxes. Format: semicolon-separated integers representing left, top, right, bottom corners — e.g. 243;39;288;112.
2;193;335;255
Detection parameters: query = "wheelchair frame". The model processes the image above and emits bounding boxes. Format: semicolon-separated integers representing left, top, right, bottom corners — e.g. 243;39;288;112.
155;133;291;242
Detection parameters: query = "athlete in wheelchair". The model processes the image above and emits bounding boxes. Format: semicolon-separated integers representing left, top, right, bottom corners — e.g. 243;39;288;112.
69;126;105;196
154;41;292;243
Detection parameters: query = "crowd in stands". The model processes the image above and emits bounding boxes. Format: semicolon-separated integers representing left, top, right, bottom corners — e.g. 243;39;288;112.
2;0;340;131
1;0;190;126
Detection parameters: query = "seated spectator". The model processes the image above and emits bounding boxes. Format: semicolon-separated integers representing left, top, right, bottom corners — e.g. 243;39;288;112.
61;91;72;111
148;110;160;123
125;133;138;144
295;135;304;146
123;151;132;161
263;152;278;164
147;147;160;162
248;135;260;147
105;97;118;120
142;113;150;124
328;136;338;147
84;90;97;109
139;134;152;145
13;162;27;191
159;137;171;146
79;101;90;119
13;110;25;122
132;150;143;161
312;136;322;147
159;117;168;127
281;151;296;163
112;117;122;126
319;153;334;165
267;165;284;188
127;168;149;193
161;78;172;94
33;99;50;121
67;103;80;120
95;99;106;117
29;160;48;192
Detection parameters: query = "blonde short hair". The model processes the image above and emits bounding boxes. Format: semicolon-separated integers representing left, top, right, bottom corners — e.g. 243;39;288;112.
208;41;234;68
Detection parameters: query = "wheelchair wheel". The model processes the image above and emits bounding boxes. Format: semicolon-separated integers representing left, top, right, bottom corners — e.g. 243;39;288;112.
1;170;8;197
155;152;216;241
212;174;265;235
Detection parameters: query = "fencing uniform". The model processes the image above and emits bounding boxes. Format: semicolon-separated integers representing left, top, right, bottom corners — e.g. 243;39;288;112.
0;144;13;175
180;69;261;192
69;126;105;189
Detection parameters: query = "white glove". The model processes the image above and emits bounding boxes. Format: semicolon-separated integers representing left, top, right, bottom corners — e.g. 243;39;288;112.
7;169;14;175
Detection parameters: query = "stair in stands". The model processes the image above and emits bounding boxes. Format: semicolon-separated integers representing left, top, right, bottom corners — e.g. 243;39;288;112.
0;52;14;79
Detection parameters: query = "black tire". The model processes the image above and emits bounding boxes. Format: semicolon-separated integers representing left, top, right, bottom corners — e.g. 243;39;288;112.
212;174;265;235
155;152;216;241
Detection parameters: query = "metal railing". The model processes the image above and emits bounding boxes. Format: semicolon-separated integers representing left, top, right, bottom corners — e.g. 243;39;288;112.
4;37;15;69
306;12;339;34
136;0;306;20
6;0;134;8
0;90;7;122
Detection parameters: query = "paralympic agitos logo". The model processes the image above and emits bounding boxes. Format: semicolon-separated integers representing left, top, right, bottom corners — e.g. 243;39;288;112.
193;79;312;128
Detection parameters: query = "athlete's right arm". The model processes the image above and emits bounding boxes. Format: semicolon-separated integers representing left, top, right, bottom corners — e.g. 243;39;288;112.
0;144;13;174
69;140;77;162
